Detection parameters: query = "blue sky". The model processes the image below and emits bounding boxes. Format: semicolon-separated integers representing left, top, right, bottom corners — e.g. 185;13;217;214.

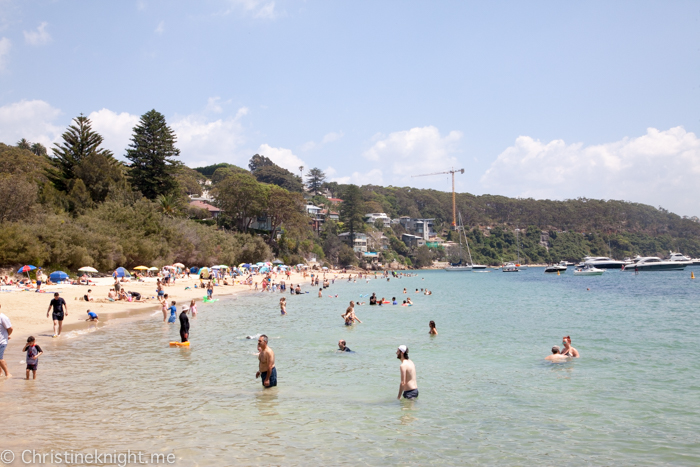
1;0;699;216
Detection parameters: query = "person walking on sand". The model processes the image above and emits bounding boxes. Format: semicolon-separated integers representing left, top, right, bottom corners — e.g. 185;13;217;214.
397;345;418;399
179;305;190;343
256;335;276;388
47;292;67;337
23;336;43;380
0;305;13;378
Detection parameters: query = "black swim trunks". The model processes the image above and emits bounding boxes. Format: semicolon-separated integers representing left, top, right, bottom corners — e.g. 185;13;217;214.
261;367;277;387
52;312;64;321
402;389;419;399
26;363;38;371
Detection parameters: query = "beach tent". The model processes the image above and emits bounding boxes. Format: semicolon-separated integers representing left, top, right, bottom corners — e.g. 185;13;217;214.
199;267;210;279
49;271;69;282
115;267;131;278
189;267;199;274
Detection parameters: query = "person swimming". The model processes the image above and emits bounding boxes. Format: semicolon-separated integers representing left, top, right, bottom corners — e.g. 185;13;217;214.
429;320;437;335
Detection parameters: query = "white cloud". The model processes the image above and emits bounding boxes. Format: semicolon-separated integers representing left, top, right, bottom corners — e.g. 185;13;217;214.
331;168;384;186
362;126;462;185
0;99;62;147
301;130;344;151
480;127;700;217
88;109;141;158
226;0;276;19
256;143;306;173
154;20;165;34
23;22;51;46
0;37;10;70
205;97;224;114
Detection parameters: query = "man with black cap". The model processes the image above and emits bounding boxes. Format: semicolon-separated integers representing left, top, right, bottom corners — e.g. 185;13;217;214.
396;345;418;399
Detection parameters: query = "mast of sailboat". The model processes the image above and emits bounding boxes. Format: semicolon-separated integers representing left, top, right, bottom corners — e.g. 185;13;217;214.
411;168;465;228
459;212;474;266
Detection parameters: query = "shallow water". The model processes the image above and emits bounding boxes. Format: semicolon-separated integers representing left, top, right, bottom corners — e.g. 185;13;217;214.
2;269;700;465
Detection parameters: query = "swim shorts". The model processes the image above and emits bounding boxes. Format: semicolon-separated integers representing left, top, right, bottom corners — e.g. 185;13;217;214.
0;343;6;359
261;367;277;387
26;363;38;371
180;330;188;342
52;312;64;321
403;389;419;399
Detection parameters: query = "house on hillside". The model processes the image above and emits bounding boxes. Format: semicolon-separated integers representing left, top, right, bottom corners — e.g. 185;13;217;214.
402;233;425;249
338;232;368;252
365;213;391;228
399;217;435;240
327;197;343;205
189;200;221;219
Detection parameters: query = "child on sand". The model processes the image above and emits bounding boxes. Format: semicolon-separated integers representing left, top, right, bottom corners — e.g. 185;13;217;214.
23;336;43;380
86;310;99;322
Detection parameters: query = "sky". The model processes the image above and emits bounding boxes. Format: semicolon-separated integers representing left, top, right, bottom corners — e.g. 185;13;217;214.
1;0;699;216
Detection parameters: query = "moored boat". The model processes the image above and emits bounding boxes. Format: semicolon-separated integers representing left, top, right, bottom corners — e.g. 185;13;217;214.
544;261;568;273
622;256;688;272
502;262;519;272
574;265;604;276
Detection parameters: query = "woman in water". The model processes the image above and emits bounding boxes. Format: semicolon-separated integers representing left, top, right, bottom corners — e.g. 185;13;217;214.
189;299;197;318
561;336;580;357
429;320;438;335
280;297;287;315
160;293;169;322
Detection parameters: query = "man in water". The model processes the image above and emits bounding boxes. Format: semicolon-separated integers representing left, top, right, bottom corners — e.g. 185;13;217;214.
338;340;353;352
256;334;276;388
179;305;190;342
397;345;418;399
545;346;569;362
46;292;67;337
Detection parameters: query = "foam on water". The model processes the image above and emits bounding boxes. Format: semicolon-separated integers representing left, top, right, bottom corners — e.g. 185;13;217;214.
1;269;700;465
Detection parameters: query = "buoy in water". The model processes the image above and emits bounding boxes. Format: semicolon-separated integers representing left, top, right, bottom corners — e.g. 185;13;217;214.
557;270;560;276
170;341;190;347
692;271;696;279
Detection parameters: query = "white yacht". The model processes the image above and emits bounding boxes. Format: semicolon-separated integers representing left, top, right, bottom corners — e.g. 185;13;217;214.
622;256;688;272
502;262;519;272
444;264;472;272
574;264;605;276
668;251;693;266
577;256;628;269
544;261;568;273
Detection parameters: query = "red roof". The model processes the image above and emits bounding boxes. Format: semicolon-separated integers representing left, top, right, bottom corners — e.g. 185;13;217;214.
328;198;343;203
189;200;221;213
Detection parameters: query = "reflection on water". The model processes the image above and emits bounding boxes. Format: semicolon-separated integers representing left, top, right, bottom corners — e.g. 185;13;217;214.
1;269;700;465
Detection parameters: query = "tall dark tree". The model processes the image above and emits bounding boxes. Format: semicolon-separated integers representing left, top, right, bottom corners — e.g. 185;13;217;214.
16;138;31;150
48;114;123;203
306;167;326;194
126;109;181;199
248;154;275;172
30;142;47;157
339;184;365;241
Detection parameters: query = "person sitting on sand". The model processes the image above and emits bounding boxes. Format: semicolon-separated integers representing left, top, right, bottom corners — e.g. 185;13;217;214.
545;346;569;362
561;336;580;357
84;289;94;302
118;290;128;301
429;320;438;335
107;289;116;300
86;310;99;322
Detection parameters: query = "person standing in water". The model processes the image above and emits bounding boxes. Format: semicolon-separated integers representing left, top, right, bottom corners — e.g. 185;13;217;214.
46;292;67;337
280;297;287;315
256;335;276;388
397;345;418;399
429;321;438;335
167;301;177;323
179;305;190;343
561;336;580;357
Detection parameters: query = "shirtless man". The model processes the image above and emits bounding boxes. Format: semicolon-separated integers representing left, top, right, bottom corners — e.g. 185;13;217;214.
256;335;276;388
545;345;569;362
46;292;67;337
561;336;580;357
397;345;418;399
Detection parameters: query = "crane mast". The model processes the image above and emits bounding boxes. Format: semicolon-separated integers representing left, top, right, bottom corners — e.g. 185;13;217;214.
412;168;465;228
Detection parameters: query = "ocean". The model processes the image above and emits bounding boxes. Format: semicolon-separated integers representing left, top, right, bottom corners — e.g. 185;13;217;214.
2;268;699;466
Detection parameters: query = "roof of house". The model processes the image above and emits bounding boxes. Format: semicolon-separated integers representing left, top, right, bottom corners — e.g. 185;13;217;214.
189;200;221;213
327;198;343;203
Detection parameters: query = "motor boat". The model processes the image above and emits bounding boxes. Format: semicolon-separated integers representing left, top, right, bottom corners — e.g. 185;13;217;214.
444;264;473;272
471;264;488;270
544;261;568;273
574;264;605;276
668;251;693;266
576;256;628;269
622;256;688;272
502;262;519;272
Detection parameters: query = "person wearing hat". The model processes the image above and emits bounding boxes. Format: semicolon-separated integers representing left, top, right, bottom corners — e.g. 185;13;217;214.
396;345;418;399
179;305;190;343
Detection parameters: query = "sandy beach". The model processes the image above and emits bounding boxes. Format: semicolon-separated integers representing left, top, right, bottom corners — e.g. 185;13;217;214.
0;270;310;342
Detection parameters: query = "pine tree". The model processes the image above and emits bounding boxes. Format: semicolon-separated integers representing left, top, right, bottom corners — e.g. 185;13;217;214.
48;114;121;199
125;109;181;199
339;184;365;242
306;167;326;194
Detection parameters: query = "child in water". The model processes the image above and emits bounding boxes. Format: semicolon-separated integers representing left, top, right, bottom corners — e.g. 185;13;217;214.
167;301;177;323
280;297;287;315
23;336;43;380
189;299;197;318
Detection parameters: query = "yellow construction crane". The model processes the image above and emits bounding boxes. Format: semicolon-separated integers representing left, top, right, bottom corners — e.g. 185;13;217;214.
412;168;465;228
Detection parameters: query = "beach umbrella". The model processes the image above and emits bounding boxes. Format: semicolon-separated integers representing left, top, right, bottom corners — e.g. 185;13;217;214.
49;271;69;282
322;267;328;270
173;262;185;268
78;266;98;273
211;265;220;269
242;263;251;268
163;265;176;270
272;259;284;264
133;266;149;270
256;262;265;266
148;267;159;271
218;265;229;269
264;262;272;266
296;263;305;267
115;267;131;278
17;265;37;273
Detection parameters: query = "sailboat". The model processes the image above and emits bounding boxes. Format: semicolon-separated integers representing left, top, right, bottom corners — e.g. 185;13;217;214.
444;213;486;271
515;229;528;270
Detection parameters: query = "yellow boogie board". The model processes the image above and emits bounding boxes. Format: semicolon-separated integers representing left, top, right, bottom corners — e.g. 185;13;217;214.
169;341;190;347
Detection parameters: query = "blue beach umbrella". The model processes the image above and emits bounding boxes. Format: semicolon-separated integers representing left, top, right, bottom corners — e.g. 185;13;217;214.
49;271;69;282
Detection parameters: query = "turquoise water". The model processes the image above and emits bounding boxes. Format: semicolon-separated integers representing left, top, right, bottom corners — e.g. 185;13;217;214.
2;269;700;465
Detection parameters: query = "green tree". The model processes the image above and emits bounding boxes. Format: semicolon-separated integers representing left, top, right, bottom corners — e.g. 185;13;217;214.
48;115;124;203
266;186;305;246
213;172;269;233
306;167;326;194
16;138;31;150
254;164;304;192
126;109;181;199
30;142;47;157
248;154;275;172
340;184;365;241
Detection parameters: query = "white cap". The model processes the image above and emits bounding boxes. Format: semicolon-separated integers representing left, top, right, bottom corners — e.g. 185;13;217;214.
398;345;407;353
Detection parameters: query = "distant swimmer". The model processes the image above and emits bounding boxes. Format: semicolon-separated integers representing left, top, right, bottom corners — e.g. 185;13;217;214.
256;335;276;388
406;297;413;305
280;297;287;315
318;288;323;298
403;288;407;294
396;345;418;399
561;336;580;357
338;340;353;352
179;305;190;342
545;346;569;362
429;320;437;335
